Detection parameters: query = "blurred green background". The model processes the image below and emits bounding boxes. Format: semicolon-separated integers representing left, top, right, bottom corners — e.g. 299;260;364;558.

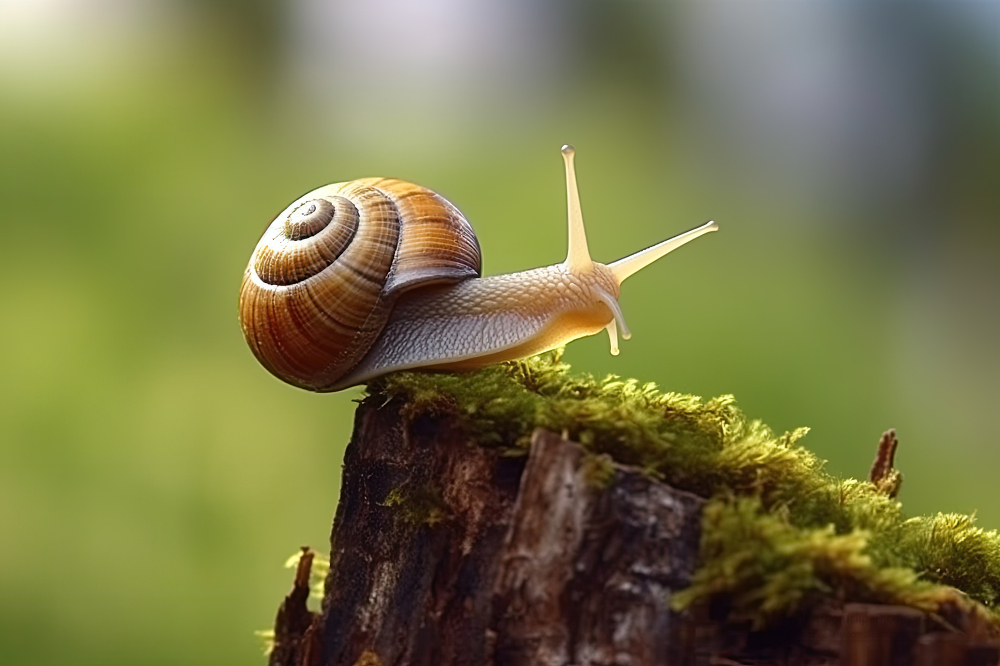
1;1;997;664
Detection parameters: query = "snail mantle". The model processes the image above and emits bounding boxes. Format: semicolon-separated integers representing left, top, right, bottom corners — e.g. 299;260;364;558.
263;355;1000;666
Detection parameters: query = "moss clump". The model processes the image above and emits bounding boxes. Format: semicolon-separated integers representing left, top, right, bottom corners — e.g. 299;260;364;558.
581;452;617;490
381;484;447;527
671;497;941;628
351;650;382;666
369;350;1000;628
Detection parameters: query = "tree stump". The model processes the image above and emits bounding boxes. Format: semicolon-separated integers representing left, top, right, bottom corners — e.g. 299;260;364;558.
267;394;1000;666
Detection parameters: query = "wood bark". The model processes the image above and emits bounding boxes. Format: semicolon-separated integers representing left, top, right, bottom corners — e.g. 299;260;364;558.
268;395;999;666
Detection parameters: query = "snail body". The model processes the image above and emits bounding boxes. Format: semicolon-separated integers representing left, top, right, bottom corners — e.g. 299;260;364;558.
239;146;717;392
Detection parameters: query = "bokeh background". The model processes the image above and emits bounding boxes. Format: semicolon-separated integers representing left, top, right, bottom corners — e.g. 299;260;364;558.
1;1;997;664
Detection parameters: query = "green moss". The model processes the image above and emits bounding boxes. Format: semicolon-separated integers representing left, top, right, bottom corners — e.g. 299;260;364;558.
670;496;941;629
352;650;383;666
255;629;275;656
369;350;1000;628
381;483;447;527
581;452;617;490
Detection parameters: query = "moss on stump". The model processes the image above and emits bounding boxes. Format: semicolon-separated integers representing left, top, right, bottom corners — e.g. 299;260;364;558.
266;351;1000;665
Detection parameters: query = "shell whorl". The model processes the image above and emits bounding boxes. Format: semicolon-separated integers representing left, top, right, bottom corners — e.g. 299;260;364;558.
238;178;482;391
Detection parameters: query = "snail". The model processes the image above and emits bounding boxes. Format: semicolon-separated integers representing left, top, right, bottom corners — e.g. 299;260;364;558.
239;145;718;392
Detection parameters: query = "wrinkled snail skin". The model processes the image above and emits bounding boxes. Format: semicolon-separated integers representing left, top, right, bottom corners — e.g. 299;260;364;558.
330;262;622;390
238;145;718;392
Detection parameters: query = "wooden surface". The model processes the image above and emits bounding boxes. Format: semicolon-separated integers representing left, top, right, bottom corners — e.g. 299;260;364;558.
267;394;999;666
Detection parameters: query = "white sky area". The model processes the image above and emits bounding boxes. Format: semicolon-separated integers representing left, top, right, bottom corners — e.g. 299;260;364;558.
286;0;563;146
0;0;192;105
0;0;171;79
292;0;550;82
0;0;562;144
1;0;995;185
675;1;932;209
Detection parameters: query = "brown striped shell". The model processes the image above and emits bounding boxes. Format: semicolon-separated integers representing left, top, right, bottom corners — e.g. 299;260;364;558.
238;178;482;391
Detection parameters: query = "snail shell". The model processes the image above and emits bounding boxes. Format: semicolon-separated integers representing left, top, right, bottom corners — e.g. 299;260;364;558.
238;178;481;391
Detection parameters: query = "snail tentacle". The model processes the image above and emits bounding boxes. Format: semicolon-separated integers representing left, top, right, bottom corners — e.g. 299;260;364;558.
608;219;719;285
605;320;620;356
561;144;594;273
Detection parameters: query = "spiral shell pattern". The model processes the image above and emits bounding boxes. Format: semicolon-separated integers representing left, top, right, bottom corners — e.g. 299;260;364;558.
238;178;482;391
